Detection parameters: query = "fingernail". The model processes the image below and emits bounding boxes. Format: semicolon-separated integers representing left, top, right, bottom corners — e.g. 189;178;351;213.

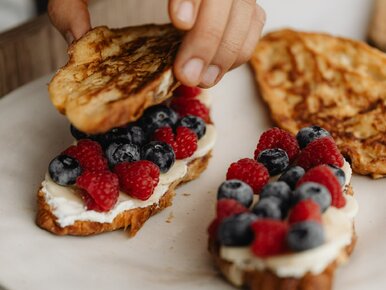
201;65;220;86
65;31;74;44
176;1;194;23
182;58;204;84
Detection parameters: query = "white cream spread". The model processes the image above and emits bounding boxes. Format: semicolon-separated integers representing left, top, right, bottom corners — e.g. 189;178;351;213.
219;160;358;282
42;93;216;228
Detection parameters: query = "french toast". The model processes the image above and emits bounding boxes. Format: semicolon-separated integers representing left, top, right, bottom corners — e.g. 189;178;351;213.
250;29;386;178
208;127;358;290
49;24;183;134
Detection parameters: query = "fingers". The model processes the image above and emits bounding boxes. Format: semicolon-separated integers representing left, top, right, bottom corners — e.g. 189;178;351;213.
48;0;91;43
168;0;202;30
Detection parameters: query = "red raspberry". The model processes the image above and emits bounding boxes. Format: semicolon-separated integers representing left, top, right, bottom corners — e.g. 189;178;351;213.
251;220;289;257
153;126;198;159
208;217;221;239
76;171;119;212
173;85;202;98
254;128;300;162
216;199;248;220
171;98;210;123
297;165;346;208
288;199;322;224
63;139;108;171
226;158;269;194
297;137;344;170
114;160;160;200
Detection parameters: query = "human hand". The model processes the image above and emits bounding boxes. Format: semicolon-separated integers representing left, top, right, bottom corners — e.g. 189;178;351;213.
47;0;265;88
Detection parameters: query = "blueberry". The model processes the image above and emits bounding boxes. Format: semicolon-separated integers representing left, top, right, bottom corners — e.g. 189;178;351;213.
296;126;331;149
292;182;331;212
327;164;346;187
217;179;254;208
257;148;289;176
141;141;175;173
252;196;283;219
260;181;291;215
70;124;88;140
279;166;305;189
176;115;206;139
105;141;140;167
139;105;178;135
287;221;325;252
217;213;258;246
48;155;82;186
126;124;146;145
98;127;132;148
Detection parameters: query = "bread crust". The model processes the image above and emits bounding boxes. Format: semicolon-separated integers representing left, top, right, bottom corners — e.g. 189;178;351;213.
48;24;183;134
36;151;212;236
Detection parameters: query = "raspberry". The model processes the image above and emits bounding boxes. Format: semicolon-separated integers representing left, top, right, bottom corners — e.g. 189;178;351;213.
114;160;160;200
297;165;346;208
76;171;119;212
297;137;344;170
207;217;221;239
288;199;322;224
63;139;108;171
216;199;248;220
254;128;300;162
173;85;202;98
226;158;269;194
153;126;198;159
171;98;210;123
251;220;288;257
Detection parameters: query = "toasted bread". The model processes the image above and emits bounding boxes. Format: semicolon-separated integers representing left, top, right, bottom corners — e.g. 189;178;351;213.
49;24;183;134
250;29;386;178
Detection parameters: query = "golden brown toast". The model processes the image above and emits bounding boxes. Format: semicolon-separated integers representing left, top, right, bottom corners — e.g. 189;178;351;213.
49;24;183;134
250;29;386;178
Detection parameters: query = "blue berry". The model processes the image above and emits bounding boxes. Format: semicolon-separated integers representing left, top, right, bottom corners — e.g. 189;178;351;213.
126;124;146;145
176;115;206;139
217;179;254;208
287;221;325;252
70;124;88;140
217;213;258;246
141;141;175;173
327;164;346;187
257;148;289;176
48;155;82;186
296;126;331;149
139;105;178;135
252;196;283;219
98;127;132;148
105;141;140;167
279;166;305;189
292;182;331;212
260;181;291;215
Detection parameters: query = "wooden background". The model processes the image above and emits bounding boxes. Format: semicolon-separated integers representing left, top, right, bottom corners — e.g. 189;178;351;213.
0;0;169;97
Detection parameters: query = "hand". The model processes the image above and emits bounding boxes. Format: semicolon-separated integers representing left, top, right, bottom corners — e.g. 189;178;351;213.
47;0;265;88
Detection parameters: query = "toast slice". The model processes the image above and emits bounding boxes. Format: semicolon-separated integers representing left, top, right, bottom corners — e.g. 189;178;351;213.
250;29;386;178
49;24;183;134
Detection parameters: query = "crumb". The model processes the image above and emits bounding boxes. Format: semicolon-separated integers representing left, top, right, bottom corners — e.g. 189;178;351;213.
182;193;191;196
166;211;174;223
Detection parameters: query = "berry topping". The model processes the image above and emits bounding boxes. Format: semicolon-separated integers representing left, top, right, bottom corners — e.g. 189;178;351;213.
141;141;176;173
173;85;202;98
296;126;331;149
63;139;108;172
251;220;289;257
327;164;346;187
287;221;325;252
176;115;206;139
171;98;210;123
217;179;254;208
252;196;283;219
260;181;291;212
278;166;305;189
153;126;198;159
288;199;322;225
208;218;222;239
105;141;140;167
114;161;160;200
254;127;299;162
292;182;331;212
48;155;82;186
217;213;258;246
226;158;269;194
139;105;178;135
297;137;344;170
216;199;248;220
70;124;88;140
76;171;119;212
297;165;345;208
126;124;146;145
97;126;132;148
257;148;289;176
